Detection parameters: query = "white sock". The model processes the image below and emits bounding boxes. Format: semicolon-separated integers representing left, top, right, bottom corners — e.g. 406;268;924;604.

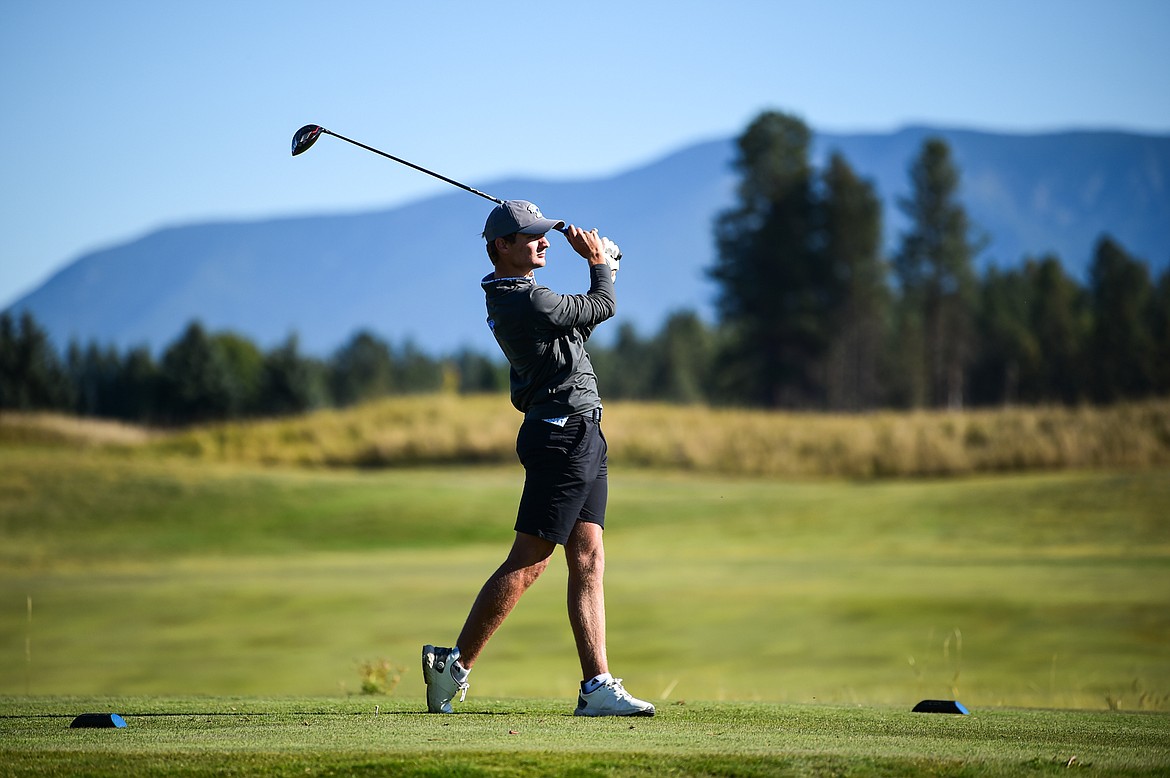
582;672;612;694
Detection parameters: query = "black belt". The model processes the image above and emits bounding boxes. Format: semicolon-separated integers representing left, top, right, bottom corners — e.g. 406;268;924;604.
583;407;602;422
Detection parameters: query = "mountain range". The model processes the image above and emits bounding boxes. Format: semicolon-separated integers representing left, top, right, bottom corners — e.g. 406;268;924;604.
8;126;1169;356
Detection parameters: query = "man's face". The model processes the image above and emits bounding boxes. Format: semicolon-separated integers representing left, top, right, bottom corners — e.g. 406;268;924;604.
497;231;550;275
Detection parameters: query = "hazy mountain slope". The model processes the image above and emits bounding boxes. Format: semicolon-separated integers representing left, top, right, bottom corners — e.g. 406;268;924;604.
814;127;1170;269
8;127;1167;355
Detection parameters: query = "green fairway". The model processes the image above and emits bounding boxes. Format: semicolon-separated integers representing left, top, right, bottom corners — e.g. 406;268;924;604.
1;445;1167;712
2;696;1168;776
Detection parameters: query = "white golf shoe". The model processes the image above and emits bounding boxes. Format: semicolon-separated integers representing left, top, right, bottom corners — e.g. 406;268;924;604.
421;645;469;714
573;677;655;717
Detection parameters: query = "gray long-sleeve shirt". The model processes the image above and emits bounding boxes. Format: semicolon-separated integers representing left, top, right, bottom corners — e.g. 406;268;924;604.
481;263;616;419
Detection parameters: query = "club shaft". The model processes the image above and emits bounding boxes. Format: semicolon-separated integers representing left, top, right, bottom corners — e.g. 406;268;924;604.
322;129;503;205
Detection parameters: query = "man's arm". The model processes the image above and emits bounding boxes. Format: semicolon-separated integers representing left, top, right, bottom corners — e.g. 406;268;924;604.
533;264;615;330
525;226;617;330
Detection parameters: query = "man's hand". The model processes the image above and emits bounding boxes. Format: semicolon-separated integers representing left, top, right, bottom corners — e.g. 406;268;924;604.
564;226;606;265
565;226;621;282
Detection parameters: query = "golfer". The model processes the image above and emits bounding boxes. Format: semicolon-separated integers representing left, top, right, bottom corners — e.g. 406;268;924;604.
422;200;654;717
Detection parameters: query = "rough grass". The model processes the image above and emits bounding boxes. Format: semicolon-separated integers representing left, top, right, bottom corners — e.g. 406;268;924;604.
0;412;156;447
611;399;1170;477
7;395;1162;477
2;697;1168;777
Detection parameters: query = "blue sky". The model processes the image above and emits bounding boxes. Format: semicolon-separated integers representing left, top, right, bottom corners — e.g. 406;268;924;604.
2;0;1168;309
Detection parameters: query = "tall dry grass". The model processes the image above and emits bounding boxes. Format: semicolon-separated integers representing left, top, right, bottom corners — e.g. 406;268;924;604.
606;399;1170;477
5;396;1169;477
0;411;156;447
148;394;519;467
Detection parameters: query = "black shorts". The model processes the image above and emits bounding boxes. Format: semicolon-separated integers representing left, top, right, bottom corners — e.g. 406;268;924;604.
514;410;607;545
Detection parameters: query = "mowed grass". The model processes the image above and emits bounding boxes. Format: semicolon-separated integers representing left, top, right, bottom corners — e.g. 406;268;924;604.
2;697;1169;777
1;444;1167;713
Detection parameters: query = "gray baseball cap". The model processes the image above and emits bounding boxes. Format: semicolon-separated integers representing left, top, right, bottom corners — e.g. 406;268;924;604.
483;200;565;242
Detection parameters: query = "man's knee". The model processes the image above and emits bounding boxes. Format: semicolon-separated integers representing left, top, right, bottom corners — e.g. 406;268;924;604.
503;533;556;577
516;557;551;588
567;523;605;580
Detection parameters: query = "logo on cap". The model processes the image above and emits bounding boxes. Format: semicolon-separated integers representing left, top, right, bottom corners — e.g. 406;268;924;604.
526;203;542;218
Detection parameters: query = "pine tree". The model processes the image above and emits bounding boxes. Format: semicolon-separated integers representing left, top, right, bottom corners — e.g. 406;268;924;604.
970;267;1036;404
452;349;506;394
117;346;162;422
710;111;839;407
893;138;979;409
1153;266;1170;395
594;322;654;400
159;321;236;424
0;311;71;411
259;334;329;416
821;153;887;410
212;332;264;417
68;341;122;417
1087;236;1156;402
648;311;714;404
1025;256;1089;404
330;330;396;407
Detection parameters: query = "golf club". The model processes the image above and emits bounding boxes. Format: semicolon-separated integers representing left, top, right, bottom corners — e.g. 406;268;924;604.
291;124;627;260
292;123;510;206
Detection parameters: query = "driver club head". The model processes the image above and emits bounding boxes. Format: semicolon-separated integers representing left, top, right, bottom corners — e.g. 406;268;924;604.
291;124;326;156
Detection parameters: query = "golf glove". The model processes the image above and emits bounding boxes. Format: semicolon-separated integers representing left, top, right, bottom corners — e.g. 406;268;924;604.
602;237;621;282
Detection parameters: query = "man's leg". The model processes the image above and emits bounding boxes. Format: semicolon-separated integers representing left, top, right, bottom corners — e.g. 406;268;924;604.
455;531;557;669
565;520;608;680
566;522;655;717
423;531;554;713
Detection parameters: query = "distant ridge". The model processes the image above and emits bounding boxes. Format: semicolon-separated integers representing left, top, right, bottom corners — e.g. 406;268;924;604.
813;126;1170;270
8;126;1168;355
